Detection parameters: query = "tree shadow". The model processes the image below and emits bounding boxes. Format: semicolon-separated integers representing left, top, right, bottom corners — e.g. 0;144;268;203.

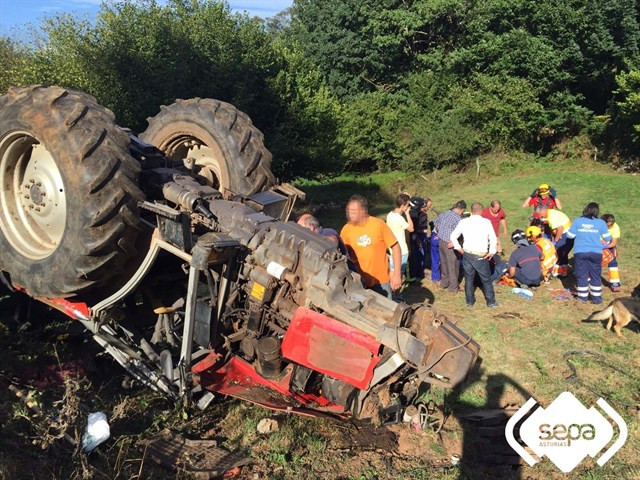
446;361;534;479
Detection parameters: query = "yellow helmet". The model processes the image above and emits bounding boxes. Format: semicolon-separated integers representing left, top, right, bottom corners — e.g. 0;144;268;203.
538;183;550;194
526;225;541;238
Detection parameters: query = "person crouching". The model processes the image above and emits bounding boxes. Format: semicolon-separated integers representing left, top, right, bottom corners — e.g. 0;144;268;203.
526;225;557;283
507;230;544;287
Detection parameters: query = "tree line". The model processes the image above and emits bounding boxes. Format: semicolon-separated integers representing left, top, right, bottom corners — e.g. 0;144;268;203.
1;0;638;179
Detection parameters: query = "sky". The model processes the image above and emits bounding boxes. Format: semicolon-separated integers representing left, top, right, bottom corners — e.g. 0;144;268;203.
0;0;293;36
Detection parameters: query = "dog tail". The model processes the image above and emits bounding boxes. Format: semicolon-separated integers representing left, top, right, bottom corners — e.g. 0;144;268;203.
582;303;614;323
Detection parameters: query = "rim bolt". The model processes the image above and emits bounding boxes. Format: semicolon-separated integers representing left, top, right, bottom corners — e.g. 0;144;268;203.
35;207;41;212
36;181;42;187
41;192;46;196
23;194;29;199
28;205;34;209
29;178;35;183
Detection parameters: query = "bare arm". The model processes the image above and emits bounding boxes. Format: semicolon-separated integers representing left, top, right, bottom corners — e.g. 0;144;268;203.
390;243;402;290
608;237;618;248
553;226;564;243
522;197;533;208
500;218;508;237
554;197;563;209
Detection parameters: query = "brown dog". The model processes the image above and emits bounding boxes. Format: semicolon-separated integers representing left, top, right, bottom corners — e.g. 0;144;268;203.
586;297;640;338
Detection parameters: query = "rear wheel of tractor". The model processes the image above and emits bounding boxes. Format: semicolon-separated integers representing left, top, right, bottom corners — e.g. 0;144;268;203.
140;98;275;195
0;85;144;298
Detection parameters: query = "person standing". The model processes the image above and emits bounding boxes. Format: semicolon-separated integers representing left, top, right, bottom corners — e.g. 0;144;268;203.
601;213;622;292
434;200;467;292
450;202;499;308
386;194;414;280
565;203;611;304
340;195;402;299
481;200;508;255
408;196;429;279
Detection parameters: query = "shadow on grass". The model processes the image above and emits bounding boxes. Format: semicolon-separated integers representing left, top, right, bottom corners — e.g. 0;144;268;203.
446;360;533;479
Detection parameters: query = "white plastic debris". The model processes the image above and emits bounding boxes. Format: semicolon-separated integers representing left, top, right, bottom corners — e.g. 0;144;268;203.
82;412;110;452
256;418;279;434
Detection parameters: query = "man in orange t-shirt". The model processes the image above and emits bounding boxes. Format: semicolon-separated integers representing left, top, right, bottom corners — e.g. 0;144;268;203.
340;195;402;298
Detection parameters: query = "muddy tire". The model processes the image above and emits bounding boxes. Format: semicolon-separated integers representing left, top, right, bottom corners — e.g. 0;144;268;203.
140;98;275;195
0;85;144;298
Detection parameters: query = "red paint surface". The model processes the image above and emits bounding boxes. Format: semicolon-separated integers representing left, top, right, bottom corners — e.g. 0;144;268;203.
47;297;91;320
281;307;381;390
197;355;345;416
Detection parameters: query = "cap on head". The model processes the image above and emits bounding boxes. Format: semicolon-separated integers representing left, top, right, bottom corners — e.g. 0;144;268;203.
538;183;550;194
409;196;425;210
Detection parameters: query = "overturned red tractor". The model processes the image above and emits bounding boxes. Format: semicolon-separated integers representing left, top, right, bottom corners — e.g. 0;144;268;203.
0;86;479;420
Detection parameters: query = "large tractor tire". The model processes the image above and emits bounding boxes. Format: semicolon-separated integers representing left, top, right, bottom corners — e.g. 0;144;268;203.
0;85;144;298
140;98;276;195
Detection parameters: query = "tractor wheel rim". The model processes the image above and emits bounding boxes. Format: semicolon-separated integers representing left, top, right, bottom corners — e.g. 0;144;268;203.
162;134;226;190
0;131;67;260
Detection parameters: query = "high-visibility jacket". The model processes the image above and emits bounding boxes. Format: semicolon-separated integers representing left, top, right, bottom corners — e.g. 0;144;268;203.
535;238;557;273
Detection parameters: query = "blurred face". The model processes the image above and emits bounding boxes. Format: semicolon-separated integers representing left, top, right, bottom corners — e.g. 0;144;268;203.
346;201;367;225
490;203;501;214
425;200;432;210
606;220;614;228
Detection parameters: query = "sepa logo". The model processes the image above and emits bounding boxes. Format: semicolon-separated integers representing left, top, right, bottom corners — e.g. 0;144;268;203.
505;392;627;473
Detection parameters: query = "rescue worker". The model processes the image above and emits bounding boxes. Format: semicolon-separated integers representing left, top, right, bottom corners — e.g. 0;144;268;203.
526;225;557;282
535;205;573;276
523;184;563;217
566;203;611;304
507;229;543;287
601;214;621;292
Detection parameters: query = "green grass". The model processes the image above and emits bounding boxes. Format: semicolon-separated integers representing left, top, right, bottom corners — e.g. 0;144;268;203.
294;154;640;479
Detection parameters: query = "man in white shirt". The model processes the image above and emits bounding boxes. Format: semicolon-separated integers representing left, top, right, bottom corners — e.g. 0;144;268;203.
450;202;499;308
386;193;414;279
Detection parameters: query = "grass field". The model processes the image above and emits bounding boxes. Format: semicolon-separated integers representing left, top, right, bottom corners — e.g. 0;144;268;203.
296;154;640;479
0;154;638;479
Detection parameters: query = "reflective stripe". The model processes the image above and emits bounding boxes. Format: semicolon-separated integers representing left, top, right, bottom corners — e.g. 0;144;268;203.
590;286;603;290
577;292;589;298
591;291;602;297
577;286;589;291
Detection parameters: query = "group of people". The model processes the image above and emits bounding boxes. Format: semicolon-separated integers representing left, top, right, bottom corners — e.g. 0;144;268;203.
296;183;622;307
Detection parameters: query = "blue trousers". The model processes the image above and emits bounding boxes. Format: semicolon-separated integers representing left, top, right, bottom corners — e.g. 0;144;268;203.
574;252;603;304
462;253;496;306
409;232;428;278
430;233;441;281
554;233;574;266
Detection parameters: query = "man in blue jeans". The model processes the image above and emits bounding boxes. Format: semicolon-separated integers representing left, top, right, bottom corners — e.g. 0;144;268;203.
450;202;499;308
